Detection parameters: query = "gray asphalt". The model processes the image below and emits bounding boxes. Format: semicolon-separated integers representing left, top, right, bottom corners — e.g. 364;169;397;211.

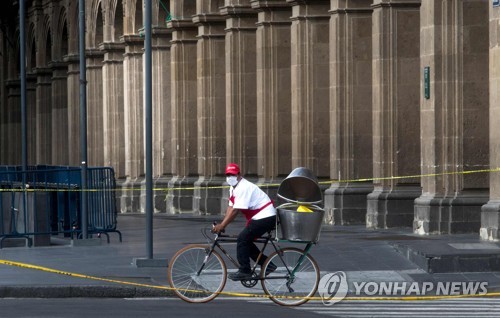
0;214;500;298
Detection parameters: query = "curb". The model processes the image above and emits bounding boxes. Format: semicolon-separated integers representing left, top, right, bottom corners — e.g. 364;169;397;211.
1;284;499;300
0;285;176;298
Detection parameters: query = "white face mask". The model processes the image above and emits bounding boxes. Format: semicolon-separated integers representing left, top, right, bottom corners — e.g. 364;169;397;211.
226;176;239;187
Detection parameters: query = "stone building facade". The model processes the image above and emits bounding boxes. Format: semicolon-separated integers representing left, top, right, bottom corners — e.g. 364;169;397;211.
1;0;499;240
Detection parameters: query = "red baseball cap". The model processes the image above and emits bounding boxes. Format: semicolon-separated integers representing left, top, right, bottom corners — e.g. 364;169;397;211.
225;163;240;175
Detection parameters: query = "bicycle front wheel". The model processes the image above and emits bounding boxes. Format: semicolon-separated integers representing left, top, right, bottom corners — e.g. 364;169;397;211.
168;244;227;303
261;247;320;306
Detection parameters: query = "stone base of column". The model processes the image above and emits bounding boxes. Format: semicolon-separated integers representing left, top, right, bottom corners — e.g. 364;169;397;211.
414;191;488;235
152;176;172;213
324;183;373;225
139;176;174;214
118;178;144;213
193;177;225;216
367;186;421;229
480;200;500;241
166;176;198;214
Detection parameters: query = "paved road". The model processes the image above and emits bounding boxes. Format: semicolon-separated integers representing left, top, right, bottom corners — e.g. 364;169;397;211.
251;297;500;317
0;297;321;318
2;297;499;318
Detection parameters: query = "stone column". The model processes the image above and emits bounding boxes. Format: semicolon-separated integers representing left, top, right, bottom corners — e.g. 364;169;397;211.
50;61;69;165
86;50;105;167
27;73;37;165
253;0;292;202
151;27;172;213
325;0;373;225
101;42;126;215
416;0;489;234
223;1;259;210
101;42;125;178
0;33;4;164
35;68;53;164
288;0;330;177
367;0;421;229
65;54;81;166
192;3;227;215
120;35;144;213
166;1;198;214
5;80;21;165
482;2;500;241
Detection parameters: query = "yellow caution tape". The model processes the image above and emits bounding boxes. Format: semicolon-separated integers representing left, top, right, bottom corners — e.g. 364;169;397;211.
0;259;171;290
1;167;498;193
1;259;499;301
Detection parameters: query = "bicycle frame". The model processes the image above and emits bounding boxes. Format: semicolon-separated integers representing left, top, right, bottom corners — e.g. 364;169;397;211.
201;230;314;282
169;226;321;306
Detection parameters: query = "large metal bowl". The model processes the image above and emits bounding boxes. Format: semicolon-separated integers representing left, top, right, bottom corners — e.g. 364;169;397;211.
277;167;322;204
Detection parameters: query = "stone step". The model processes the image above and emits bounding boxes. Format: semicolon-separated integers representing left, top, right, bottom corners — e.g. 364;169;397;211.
391;241;500;273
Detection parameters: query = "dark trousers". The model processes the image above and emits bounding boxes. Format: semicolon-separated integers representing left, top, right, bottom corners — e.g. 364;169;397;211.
237;215;276;273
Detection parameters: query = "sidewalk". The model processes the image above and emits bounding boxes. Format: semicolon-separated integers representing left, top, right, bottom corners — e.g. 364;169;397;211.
0;214;500;298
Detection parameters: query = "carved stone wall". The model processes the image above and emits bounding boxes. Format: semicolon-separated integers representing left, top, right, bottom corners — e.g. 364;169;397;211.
0;0;497;238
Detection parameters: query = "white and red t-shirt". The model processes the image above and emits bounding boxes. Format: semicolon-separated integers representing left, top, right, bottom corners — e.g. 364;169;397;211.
229;178;276;224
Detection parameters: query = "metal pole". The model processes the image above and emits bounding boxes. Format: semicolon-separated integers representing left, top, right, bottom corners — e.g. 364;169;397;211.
19;0;28;228
145;0;153;259
79;0;88;239
19;0;27;172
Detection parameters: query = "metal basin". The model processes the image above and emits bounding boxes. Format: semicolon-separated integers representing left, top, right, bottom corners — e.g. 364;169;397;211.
277;208;325;243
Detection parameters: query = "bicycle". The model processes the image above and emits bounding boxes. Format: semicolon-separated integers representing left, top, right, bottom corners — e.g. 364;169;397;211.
167;223;320;306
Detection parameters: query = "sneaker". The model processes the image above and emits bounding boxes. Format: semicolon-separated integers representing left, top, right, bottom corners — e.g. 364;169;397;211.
228;270;253;281
264;263;277;276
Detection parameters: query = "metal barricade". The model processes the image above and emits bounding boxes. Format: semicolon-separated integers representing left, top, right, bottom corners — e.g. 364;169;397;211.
86;167;121;243
0;165;122;248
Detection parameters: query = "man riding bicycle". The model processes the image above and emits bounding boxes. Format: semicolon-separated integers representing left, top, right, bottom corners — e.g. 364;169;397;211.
212;163;277;281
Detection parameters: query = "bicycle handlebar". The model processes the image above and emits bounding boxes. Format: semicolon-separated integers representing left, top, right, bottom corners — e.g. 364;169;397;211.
201;223;229;242
212;221;225;234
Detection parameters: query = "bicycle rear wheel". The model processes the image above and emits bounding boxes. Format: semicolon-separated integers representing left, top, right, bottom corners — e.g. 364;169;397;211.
261;247;319;306
168;244;227;303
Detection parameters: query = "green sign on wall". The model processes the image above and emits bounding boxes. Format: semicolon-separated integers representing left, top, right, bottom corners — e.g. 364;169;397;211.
424;67;430;100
